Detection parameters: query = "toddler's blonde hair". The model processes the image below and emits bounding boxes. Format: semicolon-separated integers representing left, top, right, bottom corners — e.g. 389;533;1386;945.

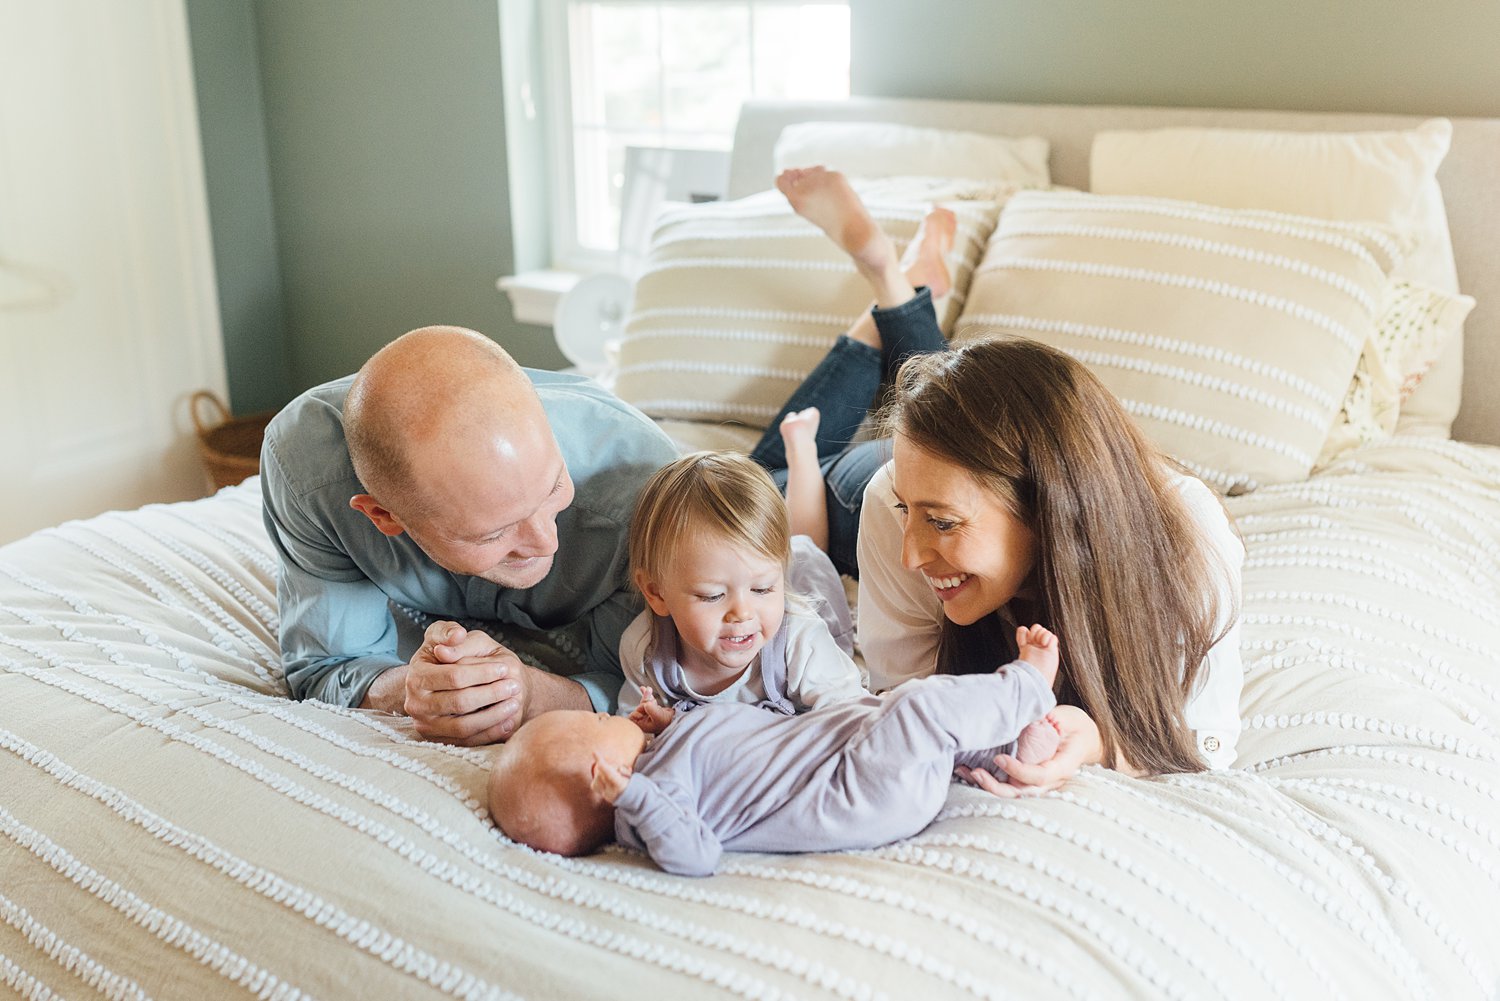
628;451;791;592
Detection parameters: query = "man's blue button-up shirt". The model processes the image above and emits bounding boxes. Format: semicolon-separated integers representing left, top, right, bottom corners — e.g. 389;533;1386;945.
260;369;677;711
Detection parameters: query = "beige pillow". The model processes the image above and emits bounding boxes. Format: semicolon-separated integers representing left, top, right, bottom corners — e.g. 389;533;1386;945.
1088;119;1463;436
615;178;1010;428
955;190;1404;493
1316;282;1475;465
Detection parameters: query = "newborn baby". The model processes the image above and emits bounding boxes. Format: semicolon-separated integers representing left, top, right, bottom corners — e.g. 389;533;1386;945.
489;625;1063;877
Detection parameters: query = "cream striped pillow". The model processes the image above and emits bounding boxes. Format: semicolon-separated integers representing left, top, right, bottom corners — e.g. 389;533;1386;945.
954;190;1405;493
615;178;1010;429
1088;120;1462;438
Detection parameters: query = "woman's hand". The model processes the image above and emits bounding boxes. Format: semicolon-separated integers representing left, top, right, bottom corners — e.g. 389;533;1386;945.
955;705;1103;798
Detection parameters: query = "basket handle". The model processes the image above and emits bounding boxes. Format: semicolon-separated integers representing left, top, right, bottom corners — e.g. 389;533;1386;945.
190;390;232;436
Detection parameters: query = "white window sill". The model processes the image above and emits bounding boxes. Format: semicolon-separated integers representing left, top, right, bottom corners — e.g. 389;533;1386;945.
496;269;582;327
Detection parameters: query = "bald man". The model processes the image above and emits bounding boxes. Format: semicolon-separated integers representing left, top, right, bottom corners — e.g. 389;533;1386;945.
260;326;677;744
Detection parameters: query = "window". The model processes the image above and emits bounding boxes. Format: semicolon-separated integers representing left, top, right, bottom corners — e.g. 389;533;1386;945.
544;0;850;270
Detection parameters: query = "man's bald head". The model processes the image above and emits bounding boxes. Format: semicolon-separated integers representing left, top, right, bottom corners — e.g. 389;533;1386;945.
345;326;540;517
344;326;573;589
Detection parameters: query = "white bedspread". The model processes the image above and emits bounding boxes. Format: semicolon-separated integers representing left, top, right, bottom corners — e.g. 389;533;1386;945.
2;437;1498;1000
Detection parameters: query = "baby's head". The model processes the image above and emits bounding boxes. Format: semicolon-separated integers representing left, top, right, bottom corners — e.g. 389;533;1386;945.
628;451;792;678
488;710;648;856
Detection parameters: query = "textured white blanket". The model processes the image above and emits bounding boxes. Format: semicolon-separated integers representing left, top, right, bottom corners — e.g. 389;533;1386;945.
2;437;1498;1000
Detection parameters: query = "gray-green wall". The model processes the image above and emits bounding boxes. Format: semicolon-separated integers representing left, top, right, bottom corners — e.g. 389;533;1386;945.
850;1;1500;117
188;0;561;411
191;1;1500;411
185;0;292;414
253;0;562;392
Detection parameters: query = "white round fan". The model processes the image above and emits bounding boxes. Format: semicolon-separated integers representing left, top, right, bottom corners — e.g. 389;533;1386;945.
553;272;632;372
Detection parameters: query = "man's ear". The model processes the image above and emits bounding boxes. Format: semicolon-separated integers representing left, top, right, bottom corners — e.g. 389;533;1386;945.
350;494;407;537
634;569;671;617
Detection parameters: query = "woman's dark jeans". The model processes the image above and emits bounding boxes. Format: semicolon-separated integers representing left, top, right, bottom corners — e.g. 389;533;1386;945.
750;288;947;578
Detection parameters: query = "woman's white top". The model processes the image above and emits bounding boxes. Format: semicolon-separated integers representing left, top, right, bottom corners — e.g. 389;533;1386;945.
856;460;1244;769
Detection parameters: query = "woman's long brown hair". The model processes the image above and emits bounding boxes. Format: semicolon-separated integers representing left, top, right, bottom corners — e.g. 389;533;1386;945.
882;337;1235;775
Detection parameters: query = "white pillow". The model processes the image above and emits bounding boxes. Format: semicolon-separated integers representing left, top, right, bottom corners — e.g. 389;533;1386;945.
1088;119;1463;437
955;190;1405;493
615;178;1011;429
774;121;1050;188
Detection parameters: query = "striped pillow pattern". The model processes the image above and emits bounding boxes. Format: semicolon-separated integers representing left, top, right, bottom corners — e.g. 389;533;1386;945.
615;179;1010;429
1088;120;1463;438
955;190;1405;493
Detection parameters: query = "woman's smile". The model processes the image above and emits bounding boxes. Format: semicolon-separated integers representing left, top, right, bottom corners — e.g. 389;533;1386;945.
923;570;974;601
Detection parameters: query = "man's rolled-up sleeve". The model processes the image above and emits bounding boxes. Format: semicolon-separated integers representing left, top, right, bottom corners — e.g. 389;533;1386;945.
261;447;403;706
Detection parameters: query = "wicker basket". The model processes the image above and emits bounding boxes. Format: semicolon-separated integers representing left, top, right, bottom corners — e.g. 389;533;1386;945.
190;391;274;490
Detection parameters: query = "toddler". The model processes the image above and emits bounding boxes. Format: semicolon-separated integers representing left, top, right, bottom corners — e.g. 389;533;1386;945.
489;624;1063;875
616;450;867;724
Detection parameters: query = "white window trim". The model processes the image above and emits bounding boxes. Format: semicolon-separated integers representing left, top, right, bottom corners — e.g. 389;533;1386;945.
539;0;850;273
496;269;580;326
497;0;607;330
507;0;849;325
540;0;614;275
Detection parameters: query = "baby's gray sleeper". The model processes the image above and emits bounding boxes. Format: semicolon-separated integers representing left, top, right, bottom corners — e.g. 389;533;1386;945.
612;664;1056;876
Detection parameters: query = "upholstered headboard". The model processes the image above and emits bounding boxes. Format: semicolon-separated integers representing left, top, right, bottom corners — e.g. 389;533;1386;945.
727;97;1500;446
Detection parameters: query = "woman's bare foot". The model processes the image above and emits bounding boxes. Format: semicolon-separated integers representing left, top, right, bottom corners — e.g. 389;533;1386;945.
835;204;959;352
779;408;828;551
777;167;910;307
1014;624;1059;689
900;206;957;301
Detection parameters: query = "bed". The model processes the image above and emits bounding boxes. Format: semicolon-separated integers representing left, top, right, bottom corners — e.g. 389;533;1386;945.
4;99;1500;1000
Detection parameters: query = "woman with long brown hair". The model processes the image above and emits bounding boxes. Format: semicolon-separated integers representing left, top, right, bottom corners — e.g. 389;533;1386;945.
862;340;1243;784
751;166;1244;790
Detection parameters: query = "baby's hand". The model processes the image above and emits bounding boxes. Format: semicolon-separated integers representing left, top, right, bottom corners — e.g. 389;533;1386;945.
628;686;677;735
1015;624;1060;689
590;753;632;804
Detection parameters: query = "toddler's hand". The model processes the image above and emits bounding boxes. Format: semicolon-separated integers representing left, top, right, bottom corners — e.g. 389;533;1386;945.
629;686;676;734
590;752;632;804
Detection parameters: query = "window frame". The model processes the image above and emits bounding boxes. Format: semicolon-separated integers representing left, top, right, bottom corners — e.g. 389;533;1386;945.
537;0;849;274
540;0;602;274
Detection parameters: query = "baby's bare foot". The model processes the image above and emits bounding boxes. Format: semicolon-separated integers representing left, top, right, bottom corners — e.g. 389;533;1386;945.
1014;714;1062;765
777;167;903;293
1015;624;1060;689
778;407;821;460
900;206;957;300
